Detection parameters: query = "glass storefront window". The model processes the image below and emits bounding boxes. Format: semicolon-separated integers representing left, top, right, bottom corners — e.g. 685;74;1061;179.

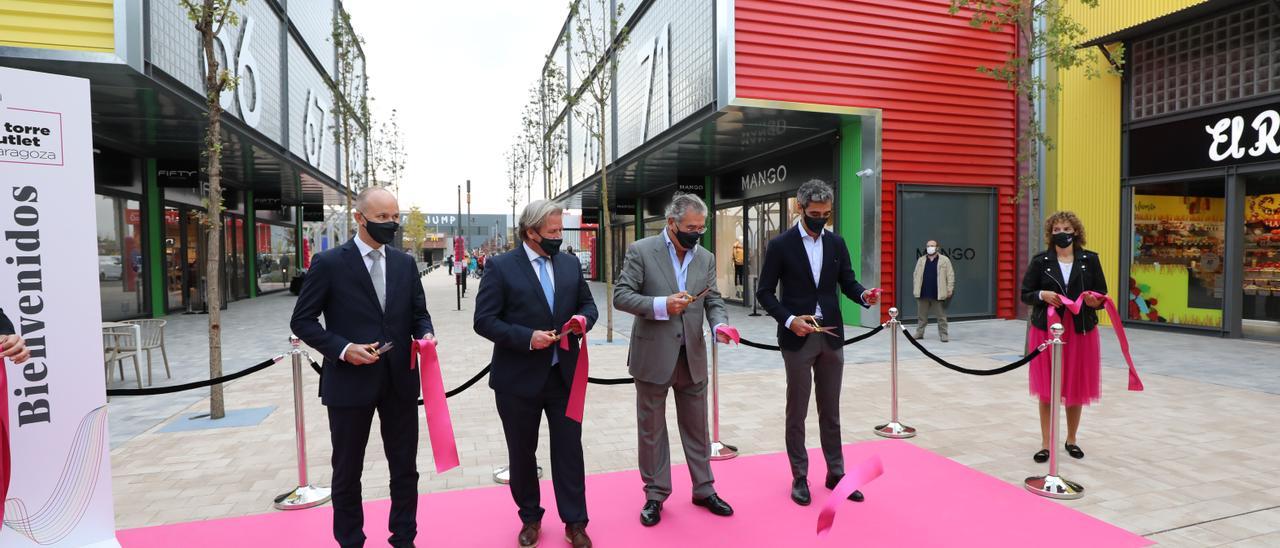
895;187;996;319
715;206;745;301
256;223;297;293
1129;180;1225;328
164;206;183;310
225;217;247;300
1243;173;1280;324
95;194;145;320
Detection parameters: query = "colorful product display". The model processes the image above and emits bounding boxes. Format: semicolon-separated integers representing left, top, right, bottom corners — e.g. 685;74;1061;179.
1130;195;1225;327
1244;193;1280;299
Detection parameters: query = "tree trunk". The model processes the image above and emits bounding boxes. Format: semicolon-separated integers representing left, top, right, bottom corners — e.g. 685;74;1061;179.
598;105;613;342
197;8;225;420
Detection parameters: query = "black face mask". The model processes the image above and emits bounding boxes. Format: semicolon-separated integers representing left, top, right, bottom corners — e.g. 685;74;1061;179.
363;218;399;245
1052;232;1074;249
803;215;828;235
672;227;702;249
536;236;562;257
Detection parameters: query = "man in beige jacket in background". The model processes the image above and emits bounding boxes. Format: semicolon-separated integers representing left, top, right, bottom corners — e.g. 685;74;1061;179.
912;239;956;341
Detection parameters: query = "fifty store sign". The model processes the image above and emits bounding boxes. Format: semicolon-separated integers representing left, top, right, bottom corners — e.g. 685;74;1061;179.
1130;102;1280;177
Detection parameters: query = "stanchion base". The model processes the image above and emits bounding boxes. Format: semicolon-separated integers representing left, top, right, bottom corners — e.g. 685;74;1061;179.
710;441;738;461
1024;475;1084;500
874;421;917;439
493;465;544;484
274;484;332;510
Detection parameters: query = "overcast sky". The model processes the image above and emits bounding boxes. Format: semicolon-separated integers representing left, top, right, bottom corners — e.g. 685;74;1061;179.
344;0;566;216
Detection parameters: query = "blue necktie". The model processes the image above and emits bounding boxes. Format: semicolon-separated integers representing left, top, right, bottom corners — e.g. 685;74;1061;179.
538;257;558;365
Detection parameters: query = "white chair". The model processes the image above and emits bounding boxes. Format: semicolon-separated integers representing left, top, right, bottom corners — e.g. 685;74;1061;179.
124;319;170;385
103;326;142;389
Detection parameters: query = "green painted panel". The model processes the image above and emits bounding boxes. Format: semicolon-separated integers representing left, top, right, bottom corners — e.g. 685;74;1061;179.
145;159;165;317
838;118;863;325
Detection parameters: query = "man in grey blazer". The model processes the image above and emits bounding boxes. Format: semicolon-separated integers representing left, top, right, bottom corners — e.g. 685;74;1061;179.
614;192;738;527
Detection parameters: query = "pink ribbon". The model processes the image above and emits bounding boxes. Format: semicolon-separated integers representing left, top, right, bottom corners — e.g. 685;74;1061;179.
563;312;591;425
1;358;9;525
412;339;460;473
1047;291;1144;392
816;455;885;537
714;324;741;345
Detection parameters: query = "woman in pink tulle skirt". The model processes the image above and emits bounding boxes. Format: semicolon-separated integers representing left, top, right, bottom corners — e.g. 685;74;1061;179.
1019;212;1107;464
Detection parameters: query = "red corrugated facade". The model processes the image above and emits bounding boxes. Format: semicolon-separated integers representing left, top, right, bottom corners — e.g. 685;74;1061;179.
735;0;1018;319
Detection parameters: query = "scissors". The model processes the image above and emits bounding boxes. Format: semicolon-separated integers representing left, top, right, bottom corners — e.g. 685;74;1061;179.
373;341;395;355
686;287;713;301
806;317;840;337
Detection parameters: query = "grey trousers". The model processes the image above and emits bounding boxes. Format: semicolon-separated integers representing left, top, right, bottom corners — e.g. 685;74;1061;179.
915;298;949;338
635;347;715;502
782;335;845;479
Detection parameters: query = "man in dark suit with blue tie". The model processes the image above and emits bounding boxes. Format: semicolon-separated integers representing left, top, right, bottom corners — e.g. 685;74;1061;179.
756;179;879;508
474;200;598;548
290;187;434;548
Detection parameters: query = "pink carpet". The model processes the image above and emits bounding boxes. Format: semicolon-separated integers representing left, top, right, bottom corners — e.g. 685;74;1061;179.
117;440;1150;547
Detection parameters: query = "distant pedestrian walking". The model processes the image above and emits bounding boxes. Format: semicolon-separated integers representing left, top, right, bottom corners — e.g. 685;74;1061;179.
912;239;955;342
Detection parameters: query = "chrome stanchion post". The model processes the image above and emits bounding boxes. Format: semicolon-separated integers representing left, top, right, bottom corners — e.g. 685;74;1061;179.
875;307;916;439
275;335;332;510
710;335;738;460
1024;323;1084;500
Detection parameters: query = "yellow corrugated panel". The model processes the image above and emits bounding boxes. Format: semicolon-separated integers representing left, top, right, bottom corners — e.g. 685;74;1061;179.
0;0;115;53
1069;0;1208;42
1050;52;1123;323
1047;1;1212;325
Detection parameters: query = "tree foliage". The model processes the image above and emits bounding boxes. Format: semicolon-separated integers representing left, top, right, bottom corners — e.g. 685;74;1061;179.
566;0;628;341
949;0;1123;202
179;0;245;420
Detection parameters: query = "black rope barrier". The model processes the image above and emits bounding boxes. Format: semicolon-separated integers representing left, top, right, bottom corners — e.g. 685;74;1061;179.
306;359;634;408
737;324;886;352
899;328;1044;376
106;355;285;397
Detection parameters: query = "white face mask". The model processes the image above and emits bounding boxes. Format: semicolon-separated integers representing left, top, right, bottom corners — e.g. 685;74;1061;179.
926;246;937;255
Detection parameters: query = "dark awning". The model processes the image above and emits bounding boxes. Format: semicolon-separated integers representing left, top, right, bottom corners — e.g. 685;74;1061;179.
558;103;864;212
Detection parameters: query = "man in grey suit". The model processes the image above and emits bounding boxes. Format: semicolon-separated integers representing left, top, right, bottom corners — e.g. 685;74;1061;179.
614;192;738;527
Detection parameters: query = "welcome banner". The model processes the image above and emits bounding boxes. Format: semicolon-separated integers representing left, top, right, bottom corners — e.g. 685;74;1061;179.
0;66;118;547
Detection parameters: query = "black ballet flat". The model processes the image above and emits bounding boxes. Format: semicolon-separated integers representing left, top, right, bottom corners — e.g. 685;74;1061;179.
1033;449;1049;463
1065;443;1084;459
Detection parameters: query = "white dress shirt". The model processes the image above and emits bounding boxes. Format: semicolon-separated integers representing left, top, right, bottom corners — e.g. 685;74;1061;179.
650;229;726;334
785;223;825;329
525;242;554;292
341;237;388;362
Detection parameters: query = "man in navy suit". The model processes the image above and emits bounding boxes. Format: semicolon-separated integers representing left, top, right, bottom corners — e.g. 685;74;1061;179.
474;200;598;548
290;187;434;548
756;179;879;507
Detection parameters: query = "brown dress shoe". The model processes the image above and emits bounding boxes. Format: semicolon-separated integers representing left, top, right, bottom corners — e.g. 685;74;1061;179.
518;521;540;547
564;523;592;548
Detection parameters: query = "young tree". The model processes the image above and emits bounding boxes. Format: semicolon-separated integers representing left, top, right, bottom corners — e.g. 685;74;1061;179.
331;8;369;234
506;145;522;245
537;64;569;199
371;108;406;196
402;207;427;259
949;1;1122;248
568;0;628;341
180;0;245;420
517;90;541;203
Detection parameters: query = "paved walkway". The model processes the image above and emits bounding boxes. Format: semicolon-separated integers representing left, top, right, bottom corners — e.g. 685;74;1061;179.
107;270;1280;546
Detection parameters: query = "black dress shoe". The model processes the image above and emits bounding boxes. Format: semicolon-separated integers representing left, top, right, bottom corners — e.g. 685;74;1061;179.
692;494;734;516
791;478;811;506
825;475;865;502
1065;443;1085;459
1033;449;1050;463
639;500;662;527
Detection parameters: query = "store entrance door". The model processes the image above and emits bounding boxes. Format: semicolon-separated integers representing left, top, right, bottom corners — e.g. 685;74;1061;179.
1243;173;1280;339
745;199;787;310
